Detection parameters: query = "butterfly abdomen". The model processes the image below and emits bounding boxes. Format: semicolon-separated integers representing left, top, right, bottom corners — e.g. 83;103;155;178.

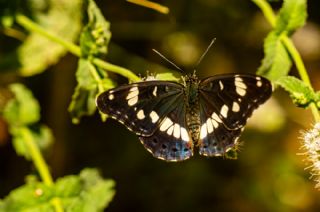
184;76;201;145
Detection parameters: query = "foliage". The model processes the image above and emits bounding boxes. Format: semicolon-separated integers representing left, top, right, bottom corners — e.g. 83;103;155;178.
276;76;316;108
0;169;115;212
0;1;118;210
255;0;320;112
2;84;53;160
0;0;82;76
0;83;115;211
257;0;307;80
68;0;116;123
257;31;292;81
253;0;320;189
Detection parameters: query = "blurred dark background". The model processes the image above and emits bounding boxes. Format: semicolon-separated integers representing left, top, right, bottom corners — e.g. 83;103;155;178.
1;0;320;211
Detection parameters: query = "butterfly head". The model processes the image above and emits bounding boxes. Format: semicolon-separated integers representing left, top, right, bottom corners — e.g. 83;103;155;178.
181;71;199;86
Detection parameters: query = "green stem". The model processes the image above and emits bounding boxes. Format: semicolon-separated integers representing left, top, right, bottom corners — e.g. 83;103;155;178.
21;127;53;186
252;0;320;122
92;58;140;82
281;37;311;87
15;14;140;82
88;62;104;93
20;127;64;212
251;0;276;27
16;15;81;56
281;37;320;121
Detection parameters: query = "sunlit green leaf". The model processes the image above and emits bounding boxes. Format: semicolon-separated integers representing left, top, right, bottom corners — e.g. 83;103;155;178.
3;84;40;126
69;59;115;124
276;76;315;107
80;0;111;58
69;0;115;123
257;32;292;81
72;168;115;211
153;72;180;81
275;0;307;35
0;177;54;212
0;169;115;212
1;84;53;159
315;92;320;109
69;86;98;124
0;0;82;76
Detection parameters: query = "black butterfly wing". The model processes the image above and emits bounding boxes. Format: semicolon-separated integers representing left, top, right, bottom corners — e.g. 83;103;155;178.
139;98;193;161
96;81;183;136
198;74;272;156
96;80;193;161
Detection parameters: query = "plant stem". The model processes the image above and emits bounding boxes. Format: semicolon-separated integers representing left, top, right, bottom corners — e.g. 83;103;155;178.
127;0;169;14
16;15;81;56
15;14;140;82
88;61;104;93
92;58;140;82
20;127;64;212
252;0;320;122
251;0;276;27
21;127;53;186
281;37;320;121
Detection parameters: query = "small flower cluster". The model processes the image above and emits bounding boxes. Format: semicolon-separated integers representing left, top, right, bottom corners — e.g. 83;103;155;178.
301;122;320;188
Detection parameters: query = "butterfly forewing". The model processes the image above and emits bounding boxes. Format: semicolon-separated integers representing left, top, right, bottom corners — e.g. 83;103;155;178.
199;74;272;130
96;81;183;136
197;74;272;156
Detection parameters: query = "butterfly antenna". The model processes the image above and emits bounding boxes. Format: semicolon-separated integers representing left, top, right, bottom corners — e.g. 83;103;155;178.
194;38;216;69
152;49;184;73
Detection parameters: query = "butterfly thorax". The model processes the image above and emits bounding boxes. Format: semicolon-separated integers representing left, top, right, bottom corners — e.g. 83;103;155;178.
183;74;201;145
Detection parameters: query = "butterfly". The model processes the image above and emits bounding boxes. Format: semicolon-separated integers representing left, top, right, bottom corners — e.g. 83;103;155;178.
96;72;272;161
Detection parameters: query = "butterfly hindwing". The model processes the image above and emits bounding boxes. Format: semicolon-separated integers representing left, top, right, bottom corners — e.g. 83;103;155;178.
139;100;193;161
198;99;243;156
199;74;272;130
198;74;272;156
96;81;184;136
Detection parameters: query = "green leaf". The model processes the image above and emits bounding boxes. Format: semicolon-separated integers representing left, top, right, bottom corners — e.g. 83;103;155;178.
315;92;320;109
68;86;98;124
0;177;54;211
0;169;115;212
1;84;53;159
75;168;115;211
11;125;53;160
275;0;307;35
68;59;115;124
54;176;82;198
32;125;54;152
153;72;180;81
257;32;292;81
69;0;115;123
0;0;82;76
276;76;315;107
3;84;40;126
80;0;111;58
